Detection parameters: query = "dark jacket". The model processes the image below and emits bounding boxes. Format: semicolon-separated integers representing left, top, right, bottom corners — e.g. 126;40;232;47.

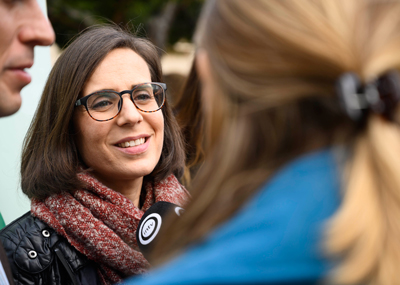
0;239;14;285
0;212;101;285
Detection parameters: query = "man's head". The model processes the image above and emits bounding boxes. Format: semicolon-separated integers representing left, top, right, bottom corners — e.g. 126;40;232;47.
0;0;55;117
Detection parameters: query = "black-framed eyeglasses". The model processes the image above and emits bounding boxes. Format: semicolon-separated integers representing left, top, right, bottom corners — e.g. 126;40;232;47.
75;82;167;122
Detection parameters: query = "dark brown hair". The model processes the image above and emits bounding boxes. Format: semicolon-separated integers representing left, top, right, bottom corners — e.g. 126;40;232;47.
173;61;205;186
21;25;185;200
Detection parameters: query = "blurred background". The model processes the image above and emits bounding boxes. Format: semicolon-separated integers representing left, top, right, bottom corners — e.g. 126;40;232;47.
49;0;204;105
0;0;203;224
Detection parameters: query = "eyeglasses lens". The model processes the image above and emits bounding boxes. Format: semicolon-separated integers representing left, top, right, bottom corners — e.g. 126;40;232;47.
87;83;164;121
87;92;120;121
132;84;164;111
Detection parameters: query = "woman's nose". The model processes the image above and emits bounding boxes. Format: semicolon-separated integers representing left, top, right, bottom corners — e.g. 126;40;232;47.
116;96;144;126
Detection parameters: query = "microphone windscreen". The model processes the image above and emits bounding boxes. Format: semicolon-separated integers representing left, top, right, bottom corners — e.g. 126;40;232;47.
136;201;184;261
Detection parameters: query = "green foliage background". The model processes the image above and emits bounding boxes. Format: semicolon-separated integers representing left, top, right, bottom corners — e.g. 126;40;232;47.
48;0;204;50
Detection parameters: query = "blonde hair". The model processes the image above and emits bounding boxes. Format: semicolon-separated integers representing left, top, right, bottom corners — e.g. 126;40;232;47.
152;1;400;283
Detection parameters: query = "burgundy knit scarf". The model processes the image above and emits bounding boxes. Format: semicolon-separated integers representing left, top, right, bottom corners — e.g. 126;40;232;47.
31;172;189;284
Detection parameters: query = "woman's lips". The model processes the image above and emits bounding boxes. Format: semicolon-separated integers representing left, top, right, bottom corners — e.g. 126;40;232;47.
117;137;146;148
116;137;150;155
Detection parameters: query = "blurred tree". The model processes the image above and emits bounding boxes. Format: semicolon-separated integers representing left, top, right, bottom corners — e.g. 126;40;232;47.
48;0;204;53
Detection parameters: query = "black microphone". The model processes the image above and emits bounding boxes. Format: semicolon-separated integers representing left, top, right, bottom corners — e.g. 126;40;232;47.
136;201;184;261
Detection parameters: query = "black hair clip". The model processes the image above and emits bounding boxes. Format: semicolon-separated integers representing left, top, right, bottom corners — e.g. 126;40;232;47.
336;70;400;122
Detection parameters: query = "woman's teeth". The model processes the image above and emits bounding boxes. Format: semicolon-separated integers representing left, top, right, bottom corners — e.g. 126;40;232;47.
118;138;145;148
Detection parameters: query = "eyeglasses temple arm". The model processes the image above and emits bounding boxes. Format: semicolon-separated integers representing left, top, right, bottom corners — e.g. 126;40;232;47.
158;83;167;91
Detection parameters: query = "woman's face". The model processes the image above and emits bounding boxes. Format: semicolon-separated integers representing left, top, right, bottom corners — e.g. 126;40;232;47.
73;48;164;185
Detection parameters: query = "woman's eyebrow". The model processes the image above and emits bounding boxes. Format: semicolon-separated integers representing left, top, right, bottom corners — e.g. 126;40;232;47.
89;83;144;94
130;83;141;89
87;88;118;94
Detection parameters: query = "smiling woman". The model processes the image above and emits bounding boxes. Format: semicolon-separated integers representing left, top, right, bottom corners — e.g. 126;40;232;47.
0;25;189;285
73;48;166;205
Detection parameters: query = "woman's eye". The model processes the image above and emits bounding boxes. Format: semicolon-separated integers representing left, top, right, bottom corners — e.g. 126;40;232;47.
134;93;153;102
92;100;113;109
89;93;117;111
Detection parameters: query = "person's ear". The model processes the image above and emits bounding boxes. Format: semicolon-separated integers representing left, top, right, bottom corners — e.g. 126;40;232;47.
195;49;227;149
196;49;212;86
195;49;215;114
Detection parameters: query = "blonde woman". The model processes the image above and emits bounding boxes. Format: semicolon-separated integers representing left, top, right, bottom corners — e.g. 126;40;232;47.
127;0;400;284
